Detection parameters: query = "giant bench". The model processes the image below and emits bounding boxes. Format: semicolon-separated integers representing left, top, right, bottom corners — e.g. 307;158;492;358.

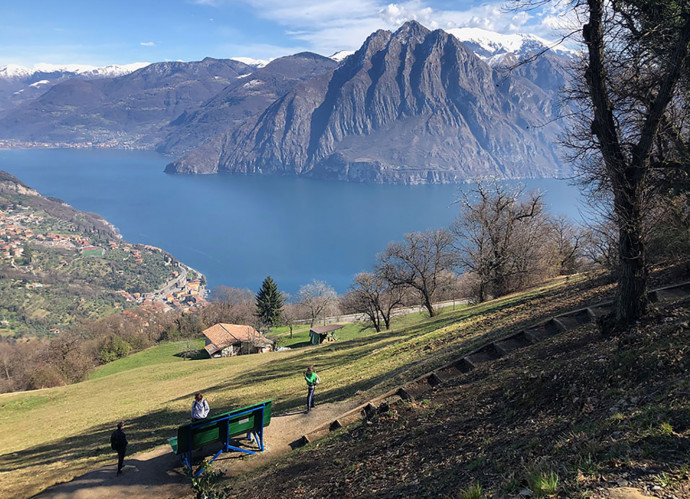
168;399;273;477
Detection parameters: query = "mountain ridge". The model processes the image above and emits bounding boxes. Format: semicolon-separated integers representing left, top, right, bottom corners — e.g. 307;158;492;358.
0;58;255;147
167;21;569;184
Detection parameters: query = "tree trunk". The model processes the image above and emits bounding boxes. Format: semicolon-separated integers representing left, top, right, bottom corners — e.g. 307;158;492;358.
368;311;381;332
382;311;391;330
614;184;648;327
423;293;435;317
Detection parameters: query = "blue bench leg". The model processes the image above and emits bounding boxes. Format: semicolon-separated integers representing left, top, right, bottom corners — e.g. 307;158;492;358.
253;427;264;451
193;448;224;478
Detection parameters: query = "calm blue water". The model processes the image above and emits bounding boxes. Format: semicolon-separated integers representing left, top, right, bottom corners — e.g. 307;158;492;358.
0;149;585;294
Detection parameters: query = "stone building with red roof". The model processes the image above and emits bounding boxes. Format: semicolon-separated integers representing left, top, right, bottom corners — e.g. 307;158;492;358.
202;323;274;358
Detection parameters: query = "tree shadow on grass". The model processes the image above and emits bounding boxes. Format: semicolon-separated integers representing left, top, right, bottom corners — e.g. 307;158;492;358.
284;340;311;349
0;406;198;483
173;349;207;360
35;450;188;497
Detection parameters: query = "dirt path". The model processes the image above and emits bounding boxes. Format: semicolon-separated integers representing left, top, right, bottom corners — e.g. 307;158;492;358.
38;398;362;499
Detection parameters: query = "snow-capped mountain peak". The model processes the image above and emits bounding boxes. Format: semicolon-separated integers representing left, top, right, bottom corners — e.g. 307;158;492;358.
80;63;151;77
0;64;33;79
445;27;576;60
0;62;151;80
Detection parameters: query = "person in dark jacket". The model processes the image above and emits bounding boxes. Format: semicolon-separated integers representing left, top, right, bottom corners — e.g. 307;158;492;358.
110;421;128;475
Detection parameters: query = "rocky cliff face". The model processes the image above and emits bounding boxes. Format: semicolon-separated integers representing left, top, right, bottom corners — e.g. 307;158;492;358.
167;21;569;183
157;52;338;156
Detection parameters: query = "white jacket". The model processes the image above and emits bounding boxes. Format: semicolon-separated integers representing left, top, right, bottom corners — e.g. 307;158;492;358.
191;399;210;420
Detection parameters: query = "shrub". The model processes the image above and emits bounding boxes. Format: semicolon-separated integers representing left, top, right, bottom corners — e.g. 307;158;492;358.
97;335;131;364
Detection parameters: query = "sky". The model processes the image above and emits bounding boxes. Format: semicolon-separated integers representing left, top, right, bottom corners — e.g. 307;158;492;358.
0;0;575;67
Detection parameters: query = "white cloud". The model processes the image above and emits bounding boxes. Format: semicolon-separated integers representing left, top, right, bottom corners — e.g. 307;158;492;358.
379;2;436;27
198;0;583;57
140;41;156;47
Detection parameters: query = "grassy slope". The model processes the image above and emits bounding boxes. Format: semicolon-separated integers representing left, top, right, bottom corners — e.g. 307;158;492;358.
89;339;206;380
227;299;690;497
0;275;616;497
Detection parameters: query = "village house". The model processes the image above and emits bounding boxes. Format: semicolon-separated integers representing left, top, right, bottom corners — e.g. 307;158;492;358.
202;323;274;358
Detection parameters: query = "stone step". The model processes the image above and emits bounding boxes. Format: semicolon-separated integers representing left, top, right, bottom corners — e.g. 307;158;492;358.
494;331;534;355
553;308;593;330
466;343;504;364
655;284;690;301
453;357;475;373
402;378;434;399
435;364;464;382
589;304;612;318
524;319;562;342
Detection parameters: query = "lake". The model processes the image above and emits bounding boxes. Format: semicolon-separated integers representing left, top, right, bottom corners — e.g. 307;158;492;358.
0;148;585;294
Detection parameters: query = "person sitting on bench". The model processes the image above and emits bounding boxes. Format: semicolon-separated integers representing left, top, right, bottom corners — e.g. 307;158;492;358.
191;393;210;421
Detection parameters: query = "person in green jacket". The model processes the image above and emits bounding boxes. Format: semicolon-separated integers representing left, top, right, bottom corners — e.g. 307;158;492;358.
304;365;320;413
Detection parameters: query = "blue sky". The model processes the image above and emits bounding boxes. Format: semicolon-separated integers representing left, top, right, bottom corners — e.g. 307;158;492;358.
0;0;572;67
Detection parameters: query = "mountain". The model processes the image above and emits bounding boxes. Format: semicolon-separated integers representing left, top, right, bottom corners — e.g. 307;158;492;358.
166;21;569;183
0;62;150;112
0;58;254;147
157;52;338;156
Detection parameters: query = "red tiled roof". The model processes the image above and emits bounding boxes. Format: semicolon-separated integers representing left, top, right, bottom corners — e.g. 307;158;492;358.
202;323;271;352
204;343;221;355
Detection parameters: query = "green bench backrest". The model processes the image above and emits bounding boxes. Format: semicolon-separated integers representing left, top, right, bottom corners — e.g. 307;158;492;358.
173;399;273;455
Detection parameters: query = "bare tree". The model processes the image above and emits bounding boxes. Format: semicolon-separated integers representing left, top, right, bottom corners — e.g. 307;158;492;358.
205;286;257;326
510;0;690;329
344;272;405;332
550;215;587;274
280;302;301;339
297;280;339;327
580;0;690;328
451;183;546;302
377;229;455;317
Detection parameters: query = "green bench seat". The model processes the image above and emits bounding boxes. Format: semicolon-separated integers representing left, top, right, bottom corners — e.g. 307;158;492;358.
169;399;273;476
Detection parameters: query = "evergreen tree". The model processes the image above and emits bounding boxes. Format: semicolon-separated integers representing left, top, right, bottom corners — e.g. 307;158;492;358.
255;276;284;327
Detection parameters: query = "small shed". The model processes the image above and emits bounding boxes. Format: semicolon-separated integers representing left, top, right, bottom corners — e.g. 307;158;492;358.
309;324;344;345
202;323;274;358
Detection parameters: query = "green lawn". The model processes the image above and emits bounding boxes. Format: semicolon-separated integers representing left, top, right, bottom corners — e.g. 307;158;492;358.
271;322;377;348
89;339;206;380
0;275;600;498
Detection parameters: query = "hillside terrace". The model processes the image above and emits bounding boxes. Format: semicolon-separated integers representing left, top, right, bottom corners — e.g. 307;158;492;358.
0;204;205;312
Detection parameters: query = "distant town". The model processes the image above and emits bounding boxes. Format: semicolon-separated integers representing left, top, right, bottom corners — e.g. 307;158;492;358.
0;138;146;150
0;203;207;315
